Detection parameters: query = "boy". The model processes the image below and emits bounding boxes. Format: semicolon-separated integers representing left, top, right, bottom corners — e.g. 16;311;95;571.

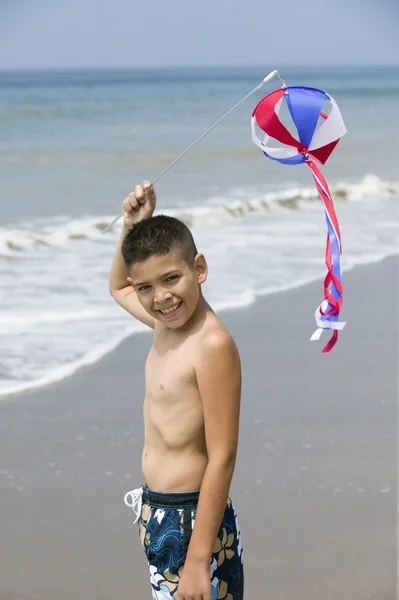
109;181;244;600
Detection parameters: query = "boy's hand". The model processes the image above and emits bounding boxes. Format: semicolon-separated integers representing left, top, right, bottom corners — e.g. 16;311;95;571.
176;560;211;600
122;181;156;229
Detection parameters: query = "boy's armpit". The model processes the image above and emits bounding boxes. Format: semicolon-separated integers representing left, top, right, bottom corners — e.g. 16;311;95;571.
110;286;156;329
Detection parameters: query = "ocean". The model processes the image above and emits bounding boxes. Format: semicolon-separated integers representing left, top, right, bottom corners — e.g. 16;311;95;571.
0;66;398;396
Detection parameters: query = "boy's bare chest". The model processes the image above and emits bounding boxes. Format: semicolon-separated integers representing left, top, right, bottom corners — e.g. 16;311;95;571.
145;336;198;403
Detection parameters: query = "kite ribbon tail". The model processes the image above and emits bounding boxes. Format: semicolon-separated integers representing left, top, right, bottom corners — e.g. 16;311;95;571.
305;159;346;352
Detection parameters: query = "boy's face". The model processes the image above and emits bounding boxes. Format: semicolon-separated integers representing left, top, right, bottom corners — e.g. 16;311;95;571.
128;250;208;329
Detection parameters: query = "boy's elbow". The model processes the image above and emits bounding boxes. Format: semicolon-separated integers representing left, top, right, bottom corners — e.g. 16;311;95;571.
109;285;123;301
208;449;237;471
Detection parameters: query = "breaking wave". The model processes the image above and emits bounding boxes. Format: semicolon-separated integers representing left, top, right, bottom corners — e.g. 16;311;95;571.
0;174;397;258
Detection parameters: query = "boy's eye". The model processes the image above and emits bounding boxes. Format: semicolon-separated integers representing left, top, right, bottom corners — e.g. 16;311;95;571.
165;275;179;282
138;285;150;292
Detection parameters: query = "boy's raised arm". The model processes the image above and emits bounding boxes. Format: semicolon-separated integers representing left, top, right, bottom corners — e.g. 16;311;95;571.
109;223;134;293
109;182;157;329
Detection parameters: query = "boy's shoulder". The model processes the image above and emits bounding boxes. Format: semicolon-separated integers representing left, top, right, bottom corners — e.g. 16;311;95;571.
193;314;241;403
195;314;240;365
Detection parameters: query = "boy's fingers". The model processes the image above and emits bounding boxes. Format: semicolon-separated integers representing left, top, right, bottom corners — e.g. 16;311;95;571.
122;196;132;210
123;193;141;213
143;180;156;207
123;182;154;212
135;184;145;205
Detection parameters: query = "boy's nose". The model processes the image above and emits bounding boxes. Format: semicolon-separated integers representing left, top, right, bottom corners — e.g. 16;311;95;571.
154;289;173;306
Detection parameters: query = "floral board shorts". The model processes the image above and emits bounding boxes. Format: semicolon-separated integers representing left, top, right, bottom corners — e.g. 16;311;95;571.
124;486;244;600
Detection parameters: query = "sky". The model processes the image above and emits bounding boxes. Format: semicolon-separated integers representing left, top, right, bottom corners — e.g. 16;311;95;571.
0;0;398;69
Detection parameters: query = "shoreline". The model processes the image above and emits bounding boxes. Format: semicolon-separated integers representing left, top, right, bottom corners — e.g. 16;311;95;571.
1;251;397;401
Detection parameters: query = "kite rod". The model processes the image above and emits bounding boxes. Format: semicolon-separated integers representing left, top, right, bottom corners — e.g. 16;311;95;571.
102;69;284;234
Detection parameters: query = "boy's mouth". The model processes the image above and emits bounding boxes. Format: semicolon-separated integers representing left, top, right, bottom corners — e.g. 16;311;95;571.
157;301;183;319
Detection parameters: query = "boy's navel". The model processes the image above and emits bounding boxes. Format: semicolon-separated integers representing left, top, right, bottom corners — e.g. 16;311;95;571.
160;384;164;390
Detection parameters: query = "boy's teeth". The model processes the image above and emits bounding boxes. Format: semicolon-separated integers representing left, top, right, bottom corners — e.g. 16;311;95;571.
161;303;179;314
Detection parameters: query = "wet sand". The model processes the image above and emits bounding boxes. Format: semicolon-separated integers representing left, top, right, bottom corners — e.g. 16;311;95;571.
0;257;397;600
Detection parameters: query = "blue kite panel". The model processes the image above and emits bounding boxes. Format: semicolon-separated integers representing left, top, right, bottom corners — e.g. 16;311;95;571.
285;87;328;148
262;150;306;166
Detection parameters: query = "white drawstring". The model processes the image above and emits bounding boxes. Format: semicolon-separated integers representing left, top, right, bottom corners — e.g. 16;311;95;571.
124;486;143;524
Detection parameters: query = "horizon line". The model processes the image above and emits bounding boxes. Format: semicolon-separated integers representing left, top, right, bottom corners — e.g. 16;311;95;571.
0;63;398;72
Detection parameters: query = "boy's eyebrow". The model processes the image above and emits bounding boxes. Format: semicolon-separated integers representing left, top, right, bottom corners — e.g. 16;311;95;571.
133;280;149;287
133;270;180;287
162;270;180;278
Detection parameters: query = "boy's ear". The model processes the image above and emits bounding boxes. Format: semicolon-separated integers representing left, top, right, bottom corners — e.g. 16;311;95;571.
126;276;133;287
194;253;208;285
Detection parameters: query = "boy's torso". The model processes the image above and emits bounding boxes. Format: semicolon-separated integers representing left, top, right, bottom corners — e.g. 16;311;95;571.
142;308;222;492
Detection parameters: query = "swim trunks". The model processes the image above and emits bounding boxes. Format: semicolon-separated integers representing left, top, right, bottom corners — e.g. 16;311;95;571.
124;486;244;599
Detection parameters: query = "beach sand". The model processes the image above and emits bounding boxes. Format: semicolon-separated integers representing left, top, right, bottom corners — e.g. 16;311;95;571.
0;257;397;600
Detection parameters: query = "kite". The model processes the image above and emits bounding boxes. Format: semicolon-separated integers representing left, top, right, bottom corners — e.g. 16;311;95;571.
251;85;347;352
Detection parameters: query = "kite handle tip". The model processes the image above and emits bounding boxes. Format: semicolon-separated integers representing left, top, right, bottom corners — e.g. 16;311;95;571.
263;70;278;84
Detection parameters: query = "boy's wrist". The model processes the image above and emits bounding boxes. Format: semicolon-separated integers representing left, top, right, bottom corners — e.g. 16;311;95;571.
185;548;211;567
121;223;132;238
122;213;154;235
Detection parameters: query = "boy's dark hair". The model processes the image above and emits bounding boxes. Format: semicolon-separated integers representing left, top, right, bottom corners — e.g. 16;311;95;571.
122;215;198;270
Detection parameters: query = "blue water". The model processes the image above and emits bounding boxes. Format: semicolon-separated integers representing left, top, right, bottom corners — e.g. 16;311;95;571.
0;66;398;396
1;66;398;223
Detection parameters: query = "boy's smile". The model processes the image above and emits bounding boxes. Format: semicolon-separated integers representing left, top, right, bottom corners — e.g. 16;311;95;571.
157;301;183;320
128;250;207;328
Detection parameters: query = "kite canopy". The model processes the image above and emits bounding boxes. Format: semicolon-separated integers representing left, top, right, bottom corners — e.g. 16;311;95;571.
251;86;347;353
251;86;347;165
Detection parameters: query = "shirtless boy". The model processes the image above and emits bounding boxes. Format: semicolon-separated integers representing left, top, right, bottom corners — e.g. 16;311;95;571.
109;181;244;600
